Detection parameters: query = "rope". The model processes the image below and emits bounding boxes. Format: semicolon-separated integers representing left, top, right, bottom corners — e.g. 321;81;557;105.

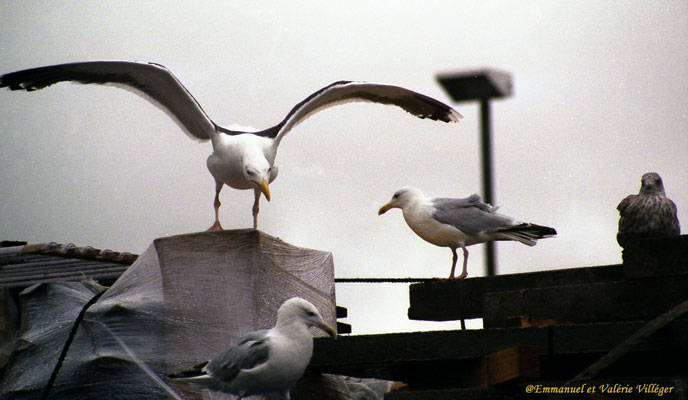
334;277;439;283
42;289;105;400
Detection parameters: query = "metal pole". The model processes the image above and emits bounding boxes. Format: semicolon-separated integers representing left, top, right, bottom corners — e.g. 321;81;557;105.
480;99;496;276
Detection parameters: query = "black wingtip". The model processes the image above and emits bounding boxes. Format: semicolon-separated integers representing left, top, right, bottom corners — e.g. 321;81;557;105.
508;223;557;238
538;225;557;237
530;224;557;237
168;360;208;379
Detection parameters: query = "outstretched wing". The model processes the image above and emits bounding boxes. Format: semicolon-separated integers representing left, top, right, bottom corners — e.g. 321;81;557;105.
257;80;462;144
0;61;217;141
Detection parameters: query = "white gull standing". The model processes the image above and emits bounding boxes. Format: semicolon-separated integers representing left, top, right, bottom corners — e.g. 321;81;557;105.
169;297;336;400
378;187;556;279
0;61;462;230
616;172;680;248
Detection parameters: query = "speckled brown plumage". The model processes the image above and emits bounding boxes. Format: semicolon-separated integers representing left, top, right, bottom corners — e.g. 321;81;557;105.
617;172;680;248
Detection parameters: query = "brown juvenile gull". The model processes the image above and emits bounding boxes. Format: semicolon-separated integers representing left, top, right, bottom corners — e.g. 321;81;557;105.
378;187;557;279
0;61;462;230
617;172;680;248
169;297;336;400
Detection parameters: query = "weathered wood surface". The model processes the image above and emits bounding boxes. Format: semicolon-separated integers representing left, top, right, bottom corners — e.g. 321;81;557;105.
483;275;688;328
336;306;352;334
622;235;688;278
384;387;505;400
337;322;352;334
479;345;540;387
409;236;688;323
408;264;623;321
311;319;688;387
503;316;563;327
566;298;688;384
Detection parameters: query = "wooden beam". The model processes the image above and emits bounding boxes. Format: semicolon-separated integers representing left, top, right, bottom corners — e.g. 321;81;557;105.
384;387;505;400
408;264;623;321
479;345;540;387
622;235;688;279
566;298;688;383
504;316;565;327
337;322;352;334
310;320;688;385
312;328;549;385
483;275;688;328
337;306;348;318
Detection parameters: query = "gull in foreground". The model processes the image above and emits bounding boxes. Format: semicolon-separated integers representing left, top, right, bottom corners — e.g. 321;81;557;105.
378;187;556;279
0;61;462;230
617;172;680;248
169;297;336;400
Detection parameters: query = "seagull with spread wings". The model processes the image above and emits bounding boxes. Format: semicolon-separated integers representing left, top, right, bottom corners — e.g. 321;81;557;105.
379;187;556;279
0;61;462;230
169;297;336;400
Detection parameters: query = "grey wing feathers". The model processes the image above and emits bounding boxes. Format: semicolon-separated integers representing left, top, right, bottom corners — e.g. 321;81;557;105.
205;330;271;382
433;195;557;244
0;61;216;141
432;195;512;235
267;80;462;144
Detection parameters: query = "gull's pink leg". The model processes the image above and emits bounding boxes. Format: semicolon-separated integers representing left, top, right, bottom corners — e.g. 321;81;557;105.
449;248;458;278
456;246;469;279
252;188;261;230
207;180;224;231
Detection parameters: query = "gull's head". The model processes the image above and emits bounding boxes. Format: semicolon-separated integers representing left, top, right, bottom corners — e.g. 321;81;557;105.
278;297;337;338
639;172;666;195
243;164;272;201
378;186;424;215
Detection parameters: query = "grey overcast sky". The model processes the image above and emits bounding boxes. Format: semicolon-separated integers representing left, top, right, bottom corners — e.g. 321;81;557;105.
1;1;686;333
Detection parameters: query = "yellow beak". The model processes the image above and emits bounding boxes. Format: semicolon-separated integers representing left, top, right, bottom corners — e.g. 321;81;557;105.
319;322;338;339
378;203;393;215
260;179;271;201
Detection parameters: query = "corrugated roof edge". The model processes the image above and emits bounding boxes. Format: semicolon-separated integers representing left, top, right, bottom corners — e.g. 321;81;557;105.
0;242;138;265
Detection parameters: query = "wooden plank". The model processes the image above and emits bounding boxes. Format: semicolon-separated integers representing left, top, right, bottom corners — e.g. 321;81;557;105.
310;320;688;385
504;316;565;327
483;276;688;328
622;235;688;279
480;345;539;387
566;298;688;384
311;328;550;385
384;387;505;400
337;322;352;334
550;319;688;355
408;265;623;321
